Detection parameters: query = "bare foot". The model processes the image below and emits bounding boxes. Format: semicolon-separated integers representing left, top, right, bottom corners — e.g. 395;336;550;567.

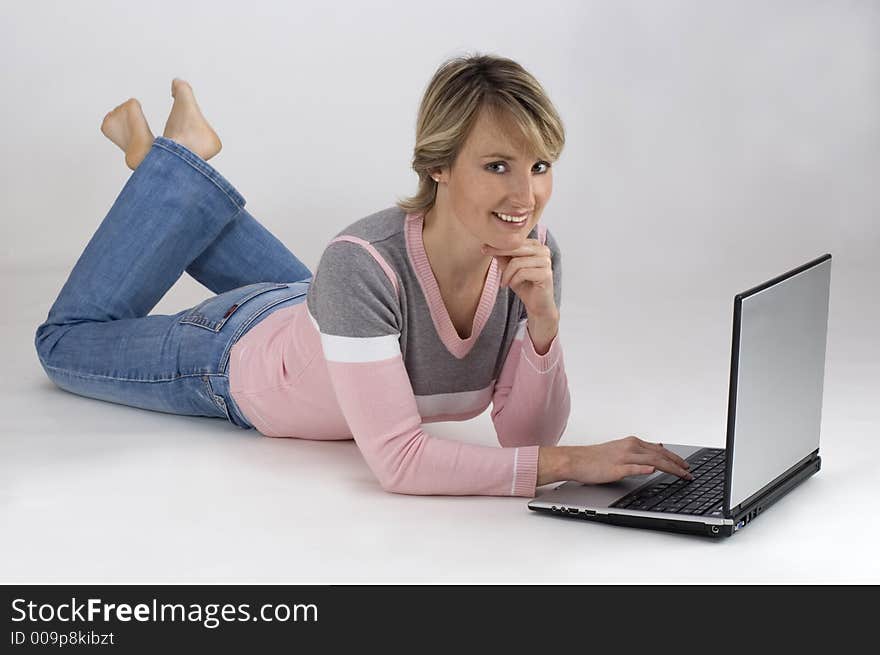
162;79;222;161
100;98;155;170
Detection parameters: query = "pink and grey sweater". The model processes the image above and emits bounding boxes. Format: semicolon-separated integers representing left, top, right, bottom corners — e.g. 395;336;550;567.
227;206;570;497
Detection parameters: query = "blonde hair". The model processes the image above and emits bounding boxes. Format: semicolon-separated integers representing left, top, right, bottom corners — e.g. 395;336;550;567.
395;52;566;216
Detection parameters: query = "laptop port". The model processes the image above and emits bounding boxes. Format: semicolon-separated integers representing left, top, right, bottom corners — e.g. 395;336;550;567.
567;508;579;514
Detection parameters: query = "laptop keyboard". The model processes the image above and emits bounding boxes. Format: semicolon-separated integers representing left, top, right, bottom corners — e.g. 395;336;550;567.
610;448;727;517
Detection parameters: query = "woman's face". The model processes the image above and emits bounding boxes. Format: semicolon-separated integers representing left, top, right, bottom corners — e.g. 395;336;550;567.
434;107;553;249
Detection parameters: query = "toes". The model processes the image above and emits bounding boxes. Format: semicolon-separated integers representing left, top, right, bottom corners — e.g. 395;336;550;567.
171;78;188;97
171;78;194;99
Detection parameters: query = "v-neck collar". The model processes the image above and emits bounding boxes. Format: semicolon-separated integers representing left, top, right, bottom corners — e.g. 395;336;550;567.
405;212;499;360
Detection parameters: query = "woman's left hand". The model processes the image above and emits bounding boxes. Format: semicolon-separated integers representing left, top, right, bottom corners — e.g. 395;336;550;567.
481;239;558;321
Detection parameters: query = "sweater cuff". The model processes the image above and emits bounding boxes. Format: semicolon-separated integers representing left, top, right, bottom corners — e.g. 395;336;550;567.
521;328;562;373
511;445;540;497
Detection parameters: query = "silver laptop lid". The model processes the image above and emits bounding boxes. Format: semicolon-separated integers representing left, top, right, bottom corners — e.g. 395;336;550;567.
724;254;831;512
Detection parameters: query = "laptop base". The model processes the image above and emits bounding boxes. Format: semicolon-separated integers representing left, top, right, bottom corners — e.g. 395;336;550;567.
527;453;821;539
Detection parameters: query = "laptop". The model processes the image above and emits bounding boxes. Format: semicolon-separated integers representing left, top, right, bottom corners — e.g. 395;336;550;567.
528;254;832;538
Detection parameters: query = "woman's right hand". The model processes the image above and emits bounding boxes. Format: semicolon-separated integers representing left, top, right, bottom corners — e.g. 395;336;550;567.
537;436;693;486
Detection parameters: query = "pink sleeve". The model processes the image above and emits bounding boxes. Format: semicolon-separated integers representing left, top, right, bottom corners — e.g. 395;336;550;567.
490;319;571;449
325;353;540;497
310;236;539;497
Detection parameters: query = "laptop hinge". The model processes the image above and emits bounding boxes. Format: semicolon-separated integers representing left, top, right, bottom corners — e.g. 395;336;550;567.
727;449;820;517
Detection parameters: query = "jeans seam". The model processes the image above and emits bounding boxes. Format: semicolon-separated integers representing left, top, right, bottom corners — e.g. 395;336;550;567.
40;363;217;384
151;138;245;210
202;374;232;422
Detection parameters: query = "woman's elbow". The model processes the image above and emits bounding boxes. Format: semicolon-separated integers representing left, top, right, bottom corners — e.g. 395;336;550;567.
377;472;434;496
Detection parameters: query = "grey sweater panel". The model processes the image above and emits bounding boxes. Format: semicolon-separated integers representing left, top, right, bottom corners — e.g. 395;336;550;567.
305;205;562;397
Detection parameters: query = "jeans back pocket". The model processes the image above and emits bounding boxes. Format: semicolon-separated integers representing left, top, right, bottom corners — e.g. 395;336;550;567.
180;282;292;333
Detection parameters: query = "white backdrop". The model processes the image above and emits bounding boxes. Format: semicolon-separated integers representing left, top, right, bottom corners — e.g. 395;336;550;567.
2;0;878;583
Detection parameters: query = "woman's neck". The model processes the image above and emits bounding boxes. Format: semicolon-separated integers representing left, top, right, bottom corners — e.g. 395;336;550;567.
422;205;492;291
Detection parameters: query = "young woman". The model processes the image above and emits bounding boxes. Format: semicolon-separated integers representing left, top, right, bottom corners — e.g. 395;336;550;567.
34;54;692;497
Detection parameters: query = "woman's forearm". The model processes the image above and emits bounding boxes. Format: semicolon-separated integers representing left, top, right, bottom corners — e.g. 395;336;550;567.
537;446;570;487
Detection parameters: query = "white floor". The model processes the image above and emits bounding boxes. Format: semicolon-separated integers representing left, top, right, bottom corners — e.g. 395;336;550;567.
2;261;878;584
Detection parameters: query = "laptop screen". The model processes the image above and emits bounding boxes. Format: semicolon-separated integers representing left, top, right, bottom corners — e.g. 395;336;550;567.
725;255;831;511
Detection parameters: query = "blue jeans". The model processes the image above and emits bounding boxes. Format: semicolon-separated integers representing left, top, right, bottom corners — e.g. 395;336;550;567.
34;136;313;430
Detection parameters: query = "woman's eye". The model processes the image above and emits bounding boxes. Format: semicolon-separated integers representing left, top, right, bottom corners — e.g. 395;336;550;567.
487;161;551;174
